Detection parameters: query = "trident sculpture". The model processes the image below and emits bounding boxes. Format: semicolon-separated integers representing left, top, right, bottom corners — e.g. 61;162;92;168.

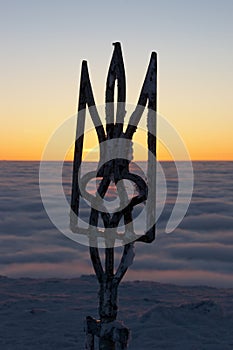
70;42;157;349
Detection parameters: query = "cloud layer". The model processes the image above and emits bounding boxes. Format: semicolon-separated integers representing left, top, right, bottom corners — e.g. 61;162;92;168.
0;161;233;287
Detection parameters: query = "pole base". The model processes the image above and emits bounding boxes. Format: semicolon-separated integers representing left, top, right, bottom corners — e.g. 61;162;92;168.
85;316;129;350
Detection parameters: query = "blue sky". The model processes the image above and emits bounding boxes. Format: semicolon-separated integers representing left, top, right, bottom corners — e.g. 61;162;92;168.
1;0;233;159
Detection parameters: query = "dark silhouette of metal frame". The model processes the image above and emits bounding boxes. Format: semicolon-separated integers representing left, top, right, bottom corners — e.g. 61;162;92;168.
70;42;157;349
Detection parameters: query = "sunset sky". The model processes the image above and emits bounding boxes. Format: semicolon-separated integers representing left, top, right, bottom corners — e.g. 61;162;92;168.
1;0;233;161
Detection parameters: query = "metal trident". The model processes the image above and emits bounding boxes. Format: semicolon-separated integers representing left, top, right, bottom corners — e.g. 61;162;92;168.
70;42;157;349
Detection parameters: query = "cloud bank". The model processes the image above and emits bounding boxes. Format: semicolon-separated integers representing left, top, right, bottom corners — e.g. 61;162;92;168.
0;161;233;287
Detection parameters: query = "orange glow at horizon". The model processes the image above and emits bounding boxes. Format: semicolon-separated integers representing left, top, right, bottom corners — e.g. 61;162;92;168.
1;79;233;162
1;124;233;161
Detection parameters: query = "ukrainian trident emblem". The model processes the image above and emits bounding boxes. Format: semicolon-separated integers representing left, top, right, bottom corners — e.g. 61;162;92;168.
70;42;157;349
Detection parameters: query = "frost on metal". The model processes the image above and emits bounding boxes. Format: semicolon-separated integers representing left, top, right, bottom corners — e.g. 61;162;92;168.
71;42;157;349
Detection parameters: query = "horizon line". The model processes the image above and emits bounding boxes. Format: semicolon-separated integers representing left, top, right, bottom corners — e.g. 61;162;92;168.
1;159;233;162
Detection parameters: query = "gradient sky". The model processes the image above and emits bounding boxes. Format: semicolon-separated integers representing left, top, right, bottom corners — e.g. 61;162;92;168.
1;0;233;160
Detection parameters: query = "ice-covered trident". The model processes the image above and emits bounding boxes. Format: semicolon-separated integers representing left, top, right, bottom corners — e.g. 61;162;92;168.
70;42;157;349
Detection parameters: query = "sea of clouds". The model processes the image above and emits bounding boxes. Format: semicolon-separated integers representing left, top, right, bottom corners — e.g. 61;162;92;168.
0;161;233;287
